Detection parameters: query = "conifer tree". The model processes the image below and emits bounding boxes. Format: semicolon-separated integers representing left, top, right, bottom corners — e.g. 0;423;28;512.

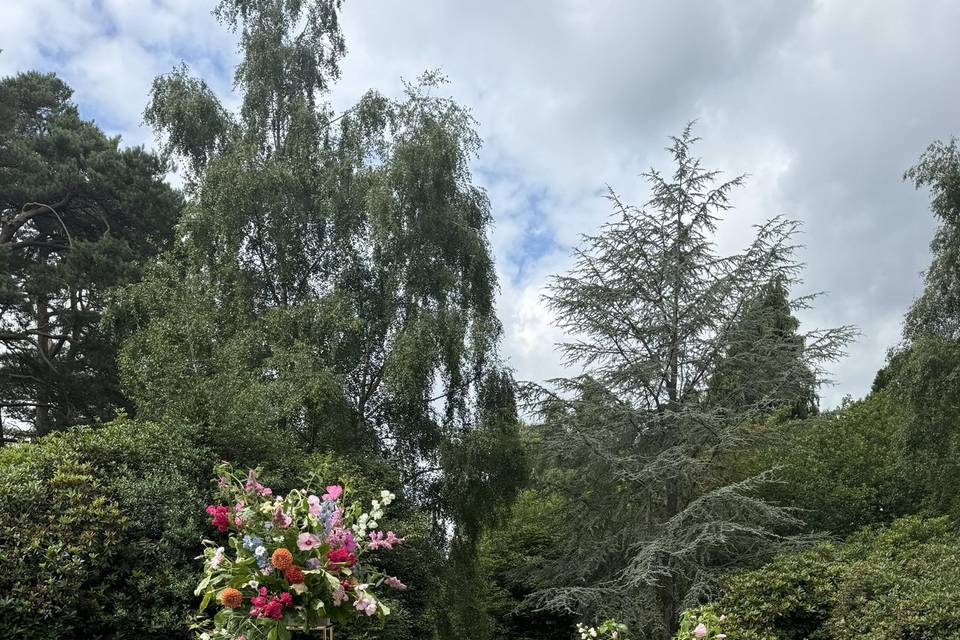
0;71;180;437
525;126;853;638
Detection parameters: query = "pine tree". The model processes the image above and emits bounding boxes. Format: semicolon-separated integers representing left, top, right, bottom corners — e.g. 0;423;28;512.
0;71;180;437
524;126;854;638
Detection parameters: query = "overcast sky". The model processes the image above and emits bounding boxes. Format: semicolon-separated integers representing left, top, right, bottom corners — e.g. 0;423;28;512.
3;0;957;407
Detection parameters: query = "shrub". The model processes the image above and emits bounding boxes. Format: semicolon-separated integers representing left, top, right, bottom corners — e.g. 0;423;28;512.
675;516;960;639
0;417;211;639
756;390;921;536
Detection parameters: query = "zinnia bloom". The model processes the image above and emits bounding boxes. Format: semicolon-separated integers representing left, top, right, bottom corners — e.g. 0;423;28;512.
219;587;243;608
284;565;305;584
271;547;294;570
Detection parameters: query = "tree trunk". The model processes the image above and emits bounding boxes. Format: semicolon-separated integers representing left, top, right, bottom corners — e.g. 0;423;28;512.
35;246;51;436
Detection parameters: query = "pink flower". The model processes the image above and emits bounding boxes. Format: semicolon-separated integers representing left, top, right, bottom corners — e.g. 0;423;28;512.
297;532;321;551
273;506;292;528
205;505;231;532
244;469;273;496
322;485;343;501
384;576;406;590
327;546;357;566
332;584;348;606
328;508;342;528
693;623;708;638
368;530;404;551
307;494;322;517
354;596;377;616
327;527;357;552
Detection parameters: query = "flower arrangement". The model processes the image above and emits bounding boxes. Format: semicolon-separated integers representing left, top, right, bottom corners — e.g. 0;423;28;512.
194;463;406;640
577;619;629;639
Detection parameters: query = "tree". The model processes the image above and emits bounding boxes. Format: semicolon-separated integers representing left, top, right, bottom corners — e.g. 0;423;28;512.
524;126;854;638
0;71;180;438
903;138;960;341
876;139;960;517
707;274;818;419
108;1;523;629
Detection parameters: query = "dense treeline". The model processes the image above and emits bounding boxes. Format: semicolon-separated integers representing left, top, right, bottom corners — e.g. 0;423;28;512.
2;1;960;639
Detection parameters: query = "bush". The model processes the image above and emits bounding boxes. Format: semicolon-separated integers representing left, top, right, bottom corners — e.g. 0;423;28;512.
0;417;211;639
676;516;960;639
756;390;921;535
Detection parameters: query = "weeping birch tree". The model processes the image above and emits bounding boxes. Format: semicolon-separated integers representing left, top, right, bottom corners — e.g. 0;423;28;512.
525;125;855;638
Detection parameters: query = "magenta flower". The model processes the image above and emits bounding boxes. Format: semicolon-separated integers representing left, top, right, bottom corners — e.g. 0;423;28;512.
322;484;343;501
297;532;321;551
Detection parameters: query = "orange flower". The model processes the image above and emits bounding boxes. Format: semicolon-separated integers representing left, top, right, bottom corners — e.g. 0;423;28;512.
219;587;243;608
271;547;294;570
284;565;305;584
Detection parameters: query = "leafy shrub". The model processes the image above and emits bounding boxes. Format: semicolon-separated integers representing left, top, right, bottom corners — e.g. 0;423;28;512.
676;516;960;639
0;417;211;639
756;390;921;535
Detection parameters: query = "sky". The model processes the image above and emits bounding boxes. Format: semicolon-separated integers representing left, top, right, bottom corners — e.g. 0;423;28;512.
3;0;958;407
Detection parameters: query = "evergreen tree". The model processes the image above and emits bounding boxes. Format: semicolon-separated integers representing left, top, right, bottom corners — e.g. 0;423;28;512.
0;71;180;437
524;126;853;638
708;274;818;418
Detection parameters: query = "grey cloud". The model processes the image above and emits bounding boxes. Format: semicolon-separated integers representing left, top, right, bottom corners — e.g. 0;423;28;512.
5;0;956;406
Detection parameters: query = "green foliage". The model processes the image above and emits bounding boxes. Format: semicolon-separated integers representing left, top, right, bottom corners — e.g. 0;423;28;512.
756;389;920;536
113;0;517;525
679;516;960;640
0;71;181;435
0;417;210;639
476;488;573;640
883;336;960;516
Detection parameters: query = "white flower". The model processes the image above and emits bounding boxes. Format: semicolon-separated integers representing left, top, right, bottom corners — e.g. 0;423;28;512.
590;628;598;638
245;580;259;589
255;545;267;557
367;520;378;529
380;490;395;505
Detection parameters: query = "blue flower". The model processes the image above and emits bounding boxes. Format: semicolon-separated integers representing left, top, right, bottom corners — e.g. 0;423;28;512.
242;535;263;550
